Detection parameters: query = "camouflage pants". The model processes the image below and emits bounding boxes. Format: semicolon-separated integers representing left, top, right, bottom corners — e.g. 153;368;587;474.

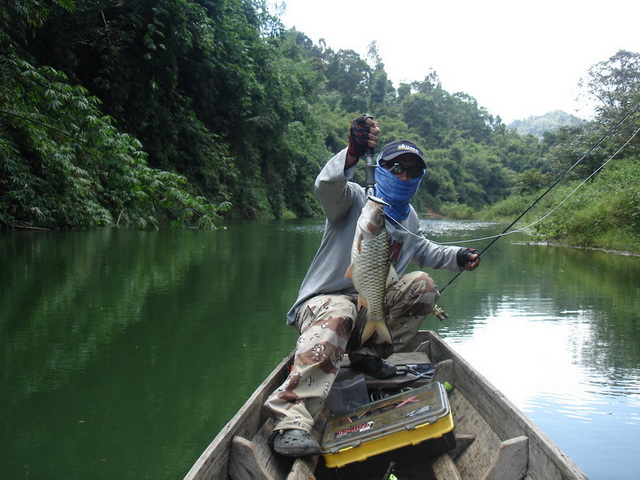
264;271;439;433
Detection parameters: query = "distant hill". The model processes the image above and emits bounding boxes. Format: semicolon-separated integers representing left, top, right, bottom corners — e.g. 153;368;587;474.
508;110;585;139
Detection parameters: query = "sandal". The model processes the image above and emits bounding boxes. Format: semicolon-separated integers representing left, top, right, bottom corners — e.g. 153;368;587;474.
271;429;321;457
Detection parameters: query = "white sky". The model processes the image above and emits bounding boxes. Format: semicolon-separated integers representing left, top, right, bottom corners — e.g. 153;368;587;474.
273;0;640;124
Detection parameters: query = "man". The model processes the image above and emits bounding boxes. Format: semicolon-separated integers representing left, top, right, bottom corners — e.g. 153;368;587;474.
264;115;481;457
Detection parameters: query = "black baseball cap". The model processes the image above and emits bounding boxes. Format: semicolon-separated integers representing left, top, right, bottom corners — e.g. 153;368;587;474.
378;140;426;169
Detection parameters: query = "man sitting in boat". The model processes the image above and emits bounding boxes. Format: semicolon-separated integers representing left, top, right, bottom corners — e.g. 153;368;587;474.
264;116;481;458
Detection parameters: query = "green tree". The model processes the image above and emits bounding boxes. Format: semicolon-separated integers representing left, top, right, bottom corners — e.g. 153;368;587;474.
579;49;640;158
325;49;372;113
580;50;640;116
1;0;550;228
0;56;224;229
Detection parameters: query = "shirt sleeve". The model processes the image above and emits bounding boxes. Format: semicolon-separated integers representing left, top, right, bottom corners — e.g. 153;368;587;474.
408;210;465;272
315;148;361;223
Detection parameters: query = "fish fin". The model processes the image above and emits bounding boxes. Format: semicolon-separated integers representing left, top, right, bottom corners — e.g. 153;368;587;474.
376;321;393;344
360;319;393;345
360;321;375;344
357;295;368;310
386;264;399;287
345;264;353;279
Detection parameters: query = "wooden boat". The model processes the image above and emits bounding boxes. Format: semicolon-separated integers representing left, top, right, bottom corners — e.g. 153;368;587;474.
184;330;588;480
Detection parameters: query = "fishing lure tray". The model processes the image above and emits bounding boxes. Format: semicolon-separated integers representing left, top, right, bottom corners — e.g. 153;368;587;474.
320;381;454;468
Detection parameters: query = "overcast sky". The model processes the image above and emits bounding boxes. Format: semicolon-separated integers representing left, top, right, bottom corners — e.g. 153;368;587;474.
273;0;640;124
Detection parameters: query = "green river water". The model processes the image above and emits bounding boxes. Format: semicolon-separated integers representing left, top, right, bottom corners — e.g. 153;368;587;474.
1;219;639;479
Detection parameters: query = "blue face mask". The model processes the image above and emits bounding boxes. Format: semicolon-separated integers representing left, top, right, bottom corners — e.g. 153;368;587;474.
374;163;424;222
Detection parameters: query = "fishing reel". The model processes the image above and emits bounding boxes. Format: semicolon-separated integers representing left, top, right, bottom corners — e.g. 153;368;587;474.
432;305;449;322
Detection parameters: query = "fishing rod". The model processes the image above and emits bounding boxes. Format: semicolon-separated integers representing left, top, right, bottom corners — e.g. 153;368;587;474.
363;112;377;196
364;146;377;197
437;100;640;297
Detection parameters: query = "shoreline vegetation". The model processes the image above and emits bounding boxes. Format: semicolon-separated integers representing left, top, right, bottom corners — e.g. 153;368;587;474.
1;2;639;256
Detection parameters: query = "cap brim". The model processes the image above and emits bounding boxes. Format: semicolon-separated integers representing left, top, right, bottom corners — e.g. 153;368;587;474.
381;150;426;169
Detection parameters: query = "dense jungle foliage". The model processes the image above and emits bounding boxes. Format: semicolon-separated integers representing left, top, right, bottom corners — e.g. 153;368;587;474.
1;1;639;252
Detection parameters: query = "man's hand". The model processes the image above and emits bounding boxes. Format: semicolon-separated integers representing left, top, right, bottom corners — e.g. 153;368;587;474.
346;115;380;167
457;248;481;271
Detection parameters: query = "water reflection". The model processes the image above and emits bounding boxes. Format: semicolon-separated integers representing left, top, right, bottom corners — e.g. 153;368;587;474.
1;226;305;479
446;304;597;411
279;222;326;234
434;245;640;479
1;220;639;480
420;218;501;236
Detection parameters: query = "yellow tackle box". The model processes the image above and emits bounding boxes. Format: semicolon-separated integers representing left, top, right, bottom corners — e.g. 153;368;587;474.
320;382;454;468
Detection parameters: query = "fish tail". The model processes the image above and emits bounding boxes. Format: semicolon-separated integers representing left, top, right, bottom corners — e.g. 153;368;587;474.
360;318;393;345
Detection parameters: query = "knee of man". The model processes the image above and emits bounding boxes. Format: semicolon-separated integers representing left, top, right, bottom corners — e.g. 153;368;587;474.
405;271;438;293
299;295;358;334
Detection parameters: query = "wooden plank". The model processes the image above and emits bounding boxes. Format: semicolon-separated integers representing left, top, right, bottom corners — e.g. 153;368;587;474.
482;436;528;480
432;453;462;480
429;336;525;441
251;418;295;479
413;339;431;354
387;351;431;364
448;389;503;479
449;434;476;460
432;358;454;385
286;458;317;480
229;436;274;480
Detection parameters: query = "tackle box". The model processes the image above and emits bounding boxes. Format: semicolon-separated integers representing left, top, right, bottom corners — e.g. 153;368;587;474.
320;381;454;468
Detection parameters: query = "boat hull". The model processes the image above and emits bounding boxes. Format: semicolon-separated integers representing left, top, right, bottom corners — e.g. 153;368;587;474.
184;331;587;480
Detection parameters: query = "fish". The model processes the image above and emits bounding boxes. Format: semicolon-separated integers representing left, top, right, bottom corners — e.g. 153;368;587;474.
345;196;398;345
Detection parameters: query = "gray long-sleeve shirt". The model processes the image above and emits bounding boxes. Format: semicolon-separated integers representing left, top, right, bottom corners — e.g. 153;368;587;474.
286;148;464;324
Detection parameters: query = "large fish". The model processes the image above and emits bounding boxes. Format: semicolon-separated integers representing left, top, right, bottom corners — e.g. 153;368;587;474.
345;196;398;345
